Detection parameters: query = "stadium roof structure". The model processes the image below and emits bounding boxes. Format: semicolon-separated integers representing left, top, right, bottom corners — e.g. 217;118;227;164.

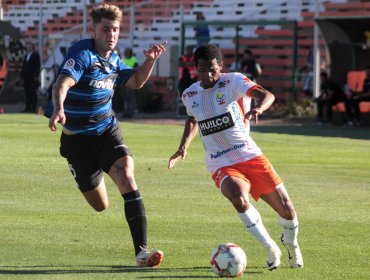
315;15;370;84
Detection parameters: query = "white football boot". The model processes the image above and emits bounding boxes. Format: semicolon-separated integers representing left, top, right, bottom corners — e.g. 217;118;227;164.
281;234;304;268
136;246;164;268
266;245;282;270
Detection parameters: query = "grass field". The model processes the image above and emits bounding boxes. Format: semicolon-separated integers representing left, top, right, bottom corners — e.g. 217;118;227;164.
0;113;369;279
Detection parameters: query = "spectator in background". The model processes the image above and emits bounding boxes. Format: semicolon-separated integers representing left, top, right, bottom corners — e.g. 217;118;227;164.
349;66;370;126
178;45;197;94
121;47;139;118
239;49;262;111
240;49;262;82
20;42;41;112
194;12;210;46
229;53;242;72
315;71;351;124
299;47;314;98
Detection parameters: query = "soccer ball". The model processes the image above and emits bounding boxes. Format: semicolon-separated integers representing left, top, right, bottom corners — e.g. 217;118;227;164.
210;243;247;277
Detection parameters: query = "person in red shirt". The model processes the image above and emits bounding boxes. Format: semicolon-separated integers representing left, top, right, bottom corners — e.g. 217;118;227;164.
178;45;197;94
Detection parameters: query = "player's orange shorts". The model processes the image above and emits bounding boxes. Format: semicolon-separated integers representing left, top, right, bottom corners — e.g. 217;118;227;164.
212;154;282;201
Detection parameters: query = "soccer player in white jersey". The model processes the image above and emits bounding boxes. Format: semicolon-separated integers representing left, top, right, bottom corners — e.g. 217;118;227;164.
168;44;303;270
48;4;165;267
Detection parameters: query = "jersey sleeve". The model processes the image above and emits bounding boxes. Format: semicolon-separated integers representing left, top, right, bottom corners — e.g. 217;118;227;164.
59;48;90;83
232;72;258;100
116;58;134;86
181;85;195;117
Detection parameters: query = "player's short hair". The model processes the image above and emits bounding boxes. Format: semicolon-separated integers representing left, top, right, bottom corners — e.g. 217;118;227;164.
90;4;122;24
194;44;223;67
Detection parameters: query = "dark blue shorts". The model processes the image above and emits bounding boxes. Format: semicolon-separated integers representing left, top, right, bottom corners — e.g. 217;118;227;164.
60;123;132;192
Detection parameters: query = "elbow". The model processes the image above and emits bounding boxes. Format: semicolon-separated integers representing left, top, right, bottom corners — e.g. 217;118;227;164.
271;93;276;103
267;91;275;104
135;82;145;89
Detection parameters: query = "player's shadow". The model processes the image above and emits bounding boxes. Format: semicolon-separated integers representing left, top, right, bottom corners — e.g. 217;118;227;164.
0;265;263;278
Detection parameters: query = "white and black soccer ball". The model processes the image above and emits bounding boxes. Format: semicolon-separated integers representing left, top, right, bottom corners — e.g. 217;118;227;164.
210;243;247;277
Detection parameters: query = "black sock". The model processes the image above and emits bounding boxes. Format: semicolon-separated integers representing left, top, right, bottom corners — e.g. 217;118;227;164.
123;190;147;256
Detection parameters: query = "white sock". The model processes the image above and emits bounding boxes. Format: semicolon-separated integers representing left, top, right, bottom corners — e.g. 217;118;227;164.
238;205;277;249
278;215;299;246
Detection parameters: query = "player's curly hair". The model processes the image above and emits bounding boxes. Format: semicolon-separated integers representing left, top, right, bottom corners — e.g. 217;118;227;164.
193;44;223;67
91;4;122;24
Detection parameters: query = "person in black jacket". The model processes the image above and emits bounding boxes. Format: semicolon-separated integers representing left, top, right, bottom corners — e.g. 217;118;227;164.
315;71;351;124
20;42;40;112
240;49;261;82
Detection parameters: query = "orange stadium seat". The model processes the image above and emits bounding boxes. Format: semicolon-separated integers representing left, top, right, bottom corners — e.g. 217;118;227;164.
0;61;8;88
359;102;370;113
347;71;366;93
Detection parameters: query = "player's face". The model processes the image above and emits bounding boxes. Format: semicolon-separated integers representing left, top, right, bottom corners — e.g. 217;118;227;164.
196;58;223;89
93;18;120;57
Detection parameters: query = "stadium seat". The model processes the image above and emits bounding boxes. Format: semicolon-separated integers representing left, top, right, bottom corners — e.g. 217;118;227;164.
347;71;366;93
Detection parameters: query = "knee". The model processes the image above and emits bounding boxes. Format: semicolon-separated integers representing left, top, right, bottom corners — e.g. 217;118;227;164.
230;195;250;213
280;203;296;220
119;174;136;190
91;201;109;212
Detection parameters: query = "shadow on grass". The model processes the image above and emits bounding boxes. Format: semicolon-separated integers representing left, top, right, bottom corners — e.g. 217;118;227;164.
0;265;263;278
252;124;370;140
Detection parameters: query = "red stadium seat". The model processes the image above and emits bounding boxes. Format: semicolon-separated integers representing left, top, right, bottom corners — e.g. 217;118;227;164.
347;71;366;93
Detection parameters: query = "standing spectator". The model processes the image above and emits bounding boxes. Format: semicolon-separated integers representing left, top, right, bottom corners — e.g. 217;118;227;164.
299;47;314;98
48;4;166;267
20;42;40;112
315;71;351;124
349;66;370;126
194;12;210;46
239;49;262;111
178;45;197;94
240;49;261;82
121;47;139;118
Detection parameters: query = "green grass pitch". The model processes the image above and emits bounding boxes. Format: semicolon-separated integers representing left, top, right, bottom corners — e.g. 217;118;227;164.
0;114;369;279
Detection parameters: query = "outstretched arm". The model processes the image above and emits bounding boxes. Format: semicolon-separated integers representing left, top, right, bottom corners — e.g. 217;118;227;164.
245;85;275;124
126;41;167;89
168;116;198;169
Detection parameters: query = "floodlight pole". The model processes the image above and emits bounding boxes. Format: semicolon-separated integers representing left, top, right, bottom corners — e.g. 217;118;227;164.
313;0;321;99
179;1;184;54
38;0;44;64
130;1;134;48
82;0;87;38
0;0;3;20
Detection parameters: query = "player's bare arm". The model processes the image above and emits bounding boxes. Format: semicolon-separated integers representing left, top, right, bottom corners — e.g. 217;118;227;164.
245;85;275;123
126;41;167;89
168;116;198;169
48;74;75;131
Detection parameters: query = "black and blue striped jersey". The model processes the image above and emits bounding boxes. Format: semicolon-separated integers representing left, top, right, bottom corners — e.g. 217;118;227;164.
59;39;134;135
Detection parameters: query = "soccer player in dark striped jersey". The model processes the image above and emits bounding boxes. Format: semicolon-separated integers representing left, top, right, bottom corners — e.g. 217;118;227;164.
48;4;166;267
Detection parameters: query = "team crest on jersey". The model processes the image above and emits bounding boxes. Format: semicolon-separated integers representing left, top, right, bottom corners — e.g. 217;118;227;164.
216;92;226;105
63;58;75;71
218;80;230;88
183;90;198;100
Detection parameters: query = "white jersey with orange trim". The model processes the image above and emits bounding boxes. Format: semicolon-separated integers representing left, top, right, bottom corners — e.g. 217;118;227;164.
182;72;262;173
